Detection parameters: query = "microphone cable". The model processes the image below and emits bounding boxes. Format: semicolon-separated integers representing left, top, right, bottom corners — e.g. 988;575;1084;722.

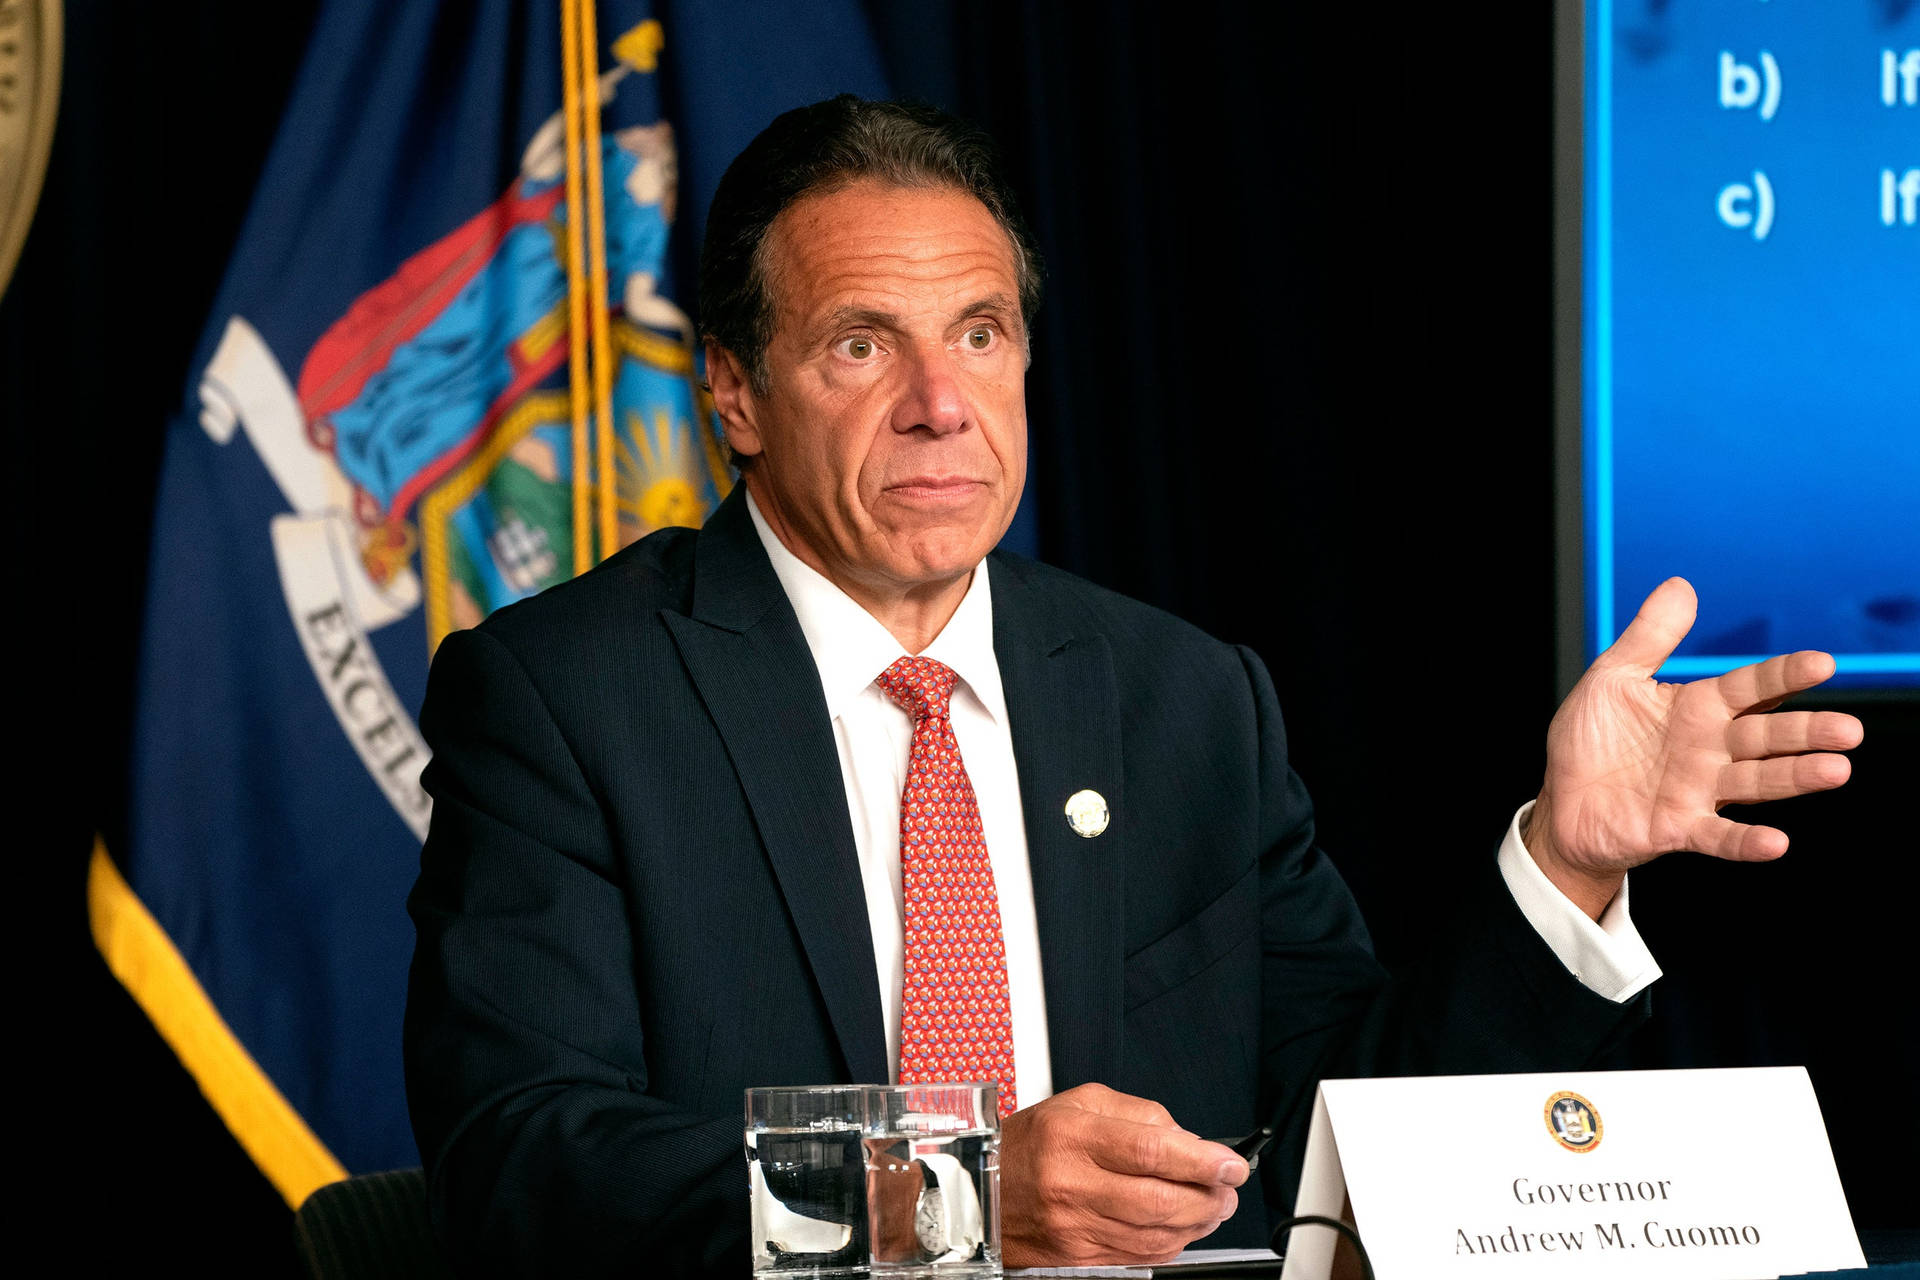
1268;1214;1374;1280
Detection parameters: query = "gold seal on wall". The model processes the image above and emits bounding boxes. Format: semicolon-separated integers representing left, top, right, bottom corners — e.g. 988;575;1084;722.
0;0;63;296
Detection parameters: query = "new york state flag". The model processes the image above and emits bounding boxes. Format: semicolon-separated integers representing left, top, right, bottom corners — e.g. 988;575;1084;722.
94;0;885;1204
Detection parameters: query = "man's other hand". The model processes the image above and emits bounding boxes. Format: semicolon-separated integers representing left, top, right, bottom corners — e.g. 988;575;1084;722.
1531;577;1864;919
999;1083;1250;1266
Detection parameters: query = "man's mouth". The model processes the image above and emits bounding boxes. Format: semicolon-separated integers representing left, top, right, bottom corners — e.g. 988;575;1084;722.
884;476;985;501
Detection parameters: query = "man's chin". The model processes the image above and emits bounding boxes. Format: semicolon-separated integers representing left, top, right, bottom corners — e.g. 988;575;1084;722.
888;534;1003;587
879;501;1014;562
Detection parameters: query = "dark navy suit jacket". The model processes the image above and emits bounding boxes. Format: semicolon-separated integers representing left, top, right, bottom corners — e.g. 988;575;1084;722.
404;488;1646;1276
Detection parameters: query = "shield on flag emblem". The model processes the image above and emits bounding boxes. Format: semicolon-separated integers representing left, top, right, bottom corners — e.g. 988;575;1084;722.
195;27;731;840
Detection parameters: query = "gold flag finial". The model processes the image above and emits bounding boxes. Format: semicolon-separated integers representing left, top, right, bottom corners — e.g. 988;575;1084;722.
612;19;664;73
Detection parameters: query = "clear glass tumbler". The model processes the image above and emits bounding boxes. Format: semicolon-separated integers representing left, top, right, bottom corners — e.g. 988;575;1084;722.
747;1084;870;1276
862;1083;1002;1278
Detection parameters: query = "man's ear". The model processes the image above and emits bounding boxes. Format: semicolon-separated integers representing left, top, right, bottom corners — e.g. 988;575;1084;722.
705;341;764;463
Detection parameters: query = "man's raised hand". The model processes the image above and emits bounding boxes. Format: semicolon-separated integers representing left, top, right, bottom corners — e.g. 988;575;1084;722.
999;1083;1249;1267
1529;577;1863;919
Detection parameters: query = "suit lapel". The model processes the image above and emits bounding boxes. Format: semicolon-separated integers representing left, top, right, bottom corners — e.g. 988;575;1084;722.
991;557;1126;1092
663;492;888;1085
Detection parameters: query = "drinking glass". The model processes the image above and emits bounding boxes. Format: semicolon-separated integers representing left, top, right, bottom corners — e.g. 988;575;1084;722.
862;1083;1002;1278
747;1084;870;1276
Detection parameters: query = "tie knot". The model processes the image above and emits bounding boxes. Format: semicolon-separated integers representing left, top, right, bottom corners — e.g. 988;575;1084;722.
876;656;957;722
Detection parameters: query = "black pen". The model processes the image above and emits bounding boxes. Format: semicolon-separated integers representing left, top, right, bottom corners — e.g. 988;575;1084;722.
1213;1124;1275;1171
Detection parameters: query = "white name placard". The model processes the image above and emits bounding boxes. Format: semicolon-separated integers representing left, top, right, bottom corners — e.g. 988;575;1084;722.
1279;1067;1864;1280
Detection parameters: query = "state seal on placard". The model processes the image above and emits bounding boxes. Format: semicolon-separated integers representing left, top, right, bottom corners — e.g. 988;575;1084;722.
1545;1091;1603;1153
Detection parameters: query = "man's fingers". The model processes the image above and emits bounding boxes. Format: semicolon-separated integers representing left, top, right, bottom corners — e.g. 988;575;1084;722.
1097;1220;1233;1267
1727;710;1865;761
1007;1091;1241;1225
1688;813;1789;862
1075;1166;1240;1233
1057;1082;1178;1128
1599;577;1697;675
1711;650;1837;715
1000;1089;1241;1270
1091;1117;1248;1186
1719;753;1852;804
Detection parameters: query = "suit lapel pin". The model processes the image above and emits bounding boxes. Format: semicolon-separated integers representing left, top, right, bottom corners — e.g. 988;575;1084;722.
1064;789;1109;838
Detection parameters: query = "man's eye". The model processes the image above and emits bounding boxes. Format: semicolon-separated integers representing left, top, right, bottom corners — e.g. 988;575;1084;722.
965;327;994;350
841;337;876;360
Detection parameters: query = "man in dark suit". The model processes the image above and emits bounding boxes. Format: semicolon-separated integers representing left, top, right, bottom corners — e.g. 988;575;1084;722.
404;97;1861;1276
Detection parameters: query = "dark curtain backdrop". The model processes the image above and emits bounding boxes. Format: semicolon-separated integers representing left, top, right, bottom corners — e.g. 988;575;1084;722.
8;2;1913;1270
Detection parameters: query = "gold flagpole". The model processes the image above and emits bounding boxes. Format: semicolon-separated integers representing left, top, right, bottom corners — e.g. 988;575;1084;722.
577;0;620;563
560;0;594;577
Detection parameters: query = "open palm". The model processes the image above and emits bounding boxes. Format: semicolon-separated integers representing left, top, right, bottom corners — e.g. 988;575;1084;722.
1529;578;1863;918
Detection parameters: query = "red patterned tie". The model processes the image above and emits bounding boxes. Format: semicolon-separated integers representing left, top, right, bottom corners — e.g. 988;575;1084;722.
876;655;1017;1119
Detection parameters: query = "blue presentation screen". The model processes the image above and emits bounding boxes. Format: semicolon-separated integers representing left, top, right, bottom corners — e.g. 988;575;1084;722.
1583;0;1919;688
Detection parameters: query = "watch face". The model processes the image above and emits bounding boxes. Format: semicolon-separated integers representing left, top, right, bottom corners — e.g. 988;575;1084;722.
913;1184;948;1257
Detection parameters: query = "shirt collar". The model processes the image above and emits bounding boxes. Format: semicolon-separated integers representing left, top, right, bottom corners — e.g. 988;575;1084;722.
744;489;1006;725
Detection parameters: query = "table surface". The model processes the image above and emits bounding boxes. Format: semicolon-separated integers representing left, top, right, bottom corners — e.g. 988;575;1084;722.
1007;1230;1920;1277
1169;1227;1913;1277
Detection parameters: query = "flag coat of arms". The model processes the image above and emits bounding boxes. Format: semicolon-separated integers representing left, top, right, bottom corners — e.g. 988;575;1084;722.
95;0;886;1203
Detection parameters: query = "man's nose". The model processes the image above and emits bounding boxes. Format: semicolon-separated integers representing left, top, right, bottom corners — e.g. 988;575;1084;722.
892;345;969;436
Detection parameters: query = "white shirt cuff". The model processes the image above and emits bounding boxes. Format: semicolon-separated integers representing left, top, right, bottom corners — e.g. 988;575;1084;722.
1497;801;1661;1003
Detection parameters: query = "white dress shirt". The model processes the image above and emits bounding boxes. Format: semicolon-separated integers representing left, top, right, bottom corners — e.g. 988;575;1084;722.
1499;803;1660;1001
745;493;1659;1110
748;494;1055;1103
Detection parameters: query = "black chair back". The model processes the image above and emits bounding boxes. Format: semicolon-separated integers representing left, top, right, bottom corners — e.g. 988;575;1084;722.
294;1167;451;1279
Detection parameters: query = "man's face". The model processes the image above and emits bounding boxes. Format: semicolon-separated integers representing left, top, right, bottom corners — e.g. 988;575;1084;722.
712;180;1028;608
